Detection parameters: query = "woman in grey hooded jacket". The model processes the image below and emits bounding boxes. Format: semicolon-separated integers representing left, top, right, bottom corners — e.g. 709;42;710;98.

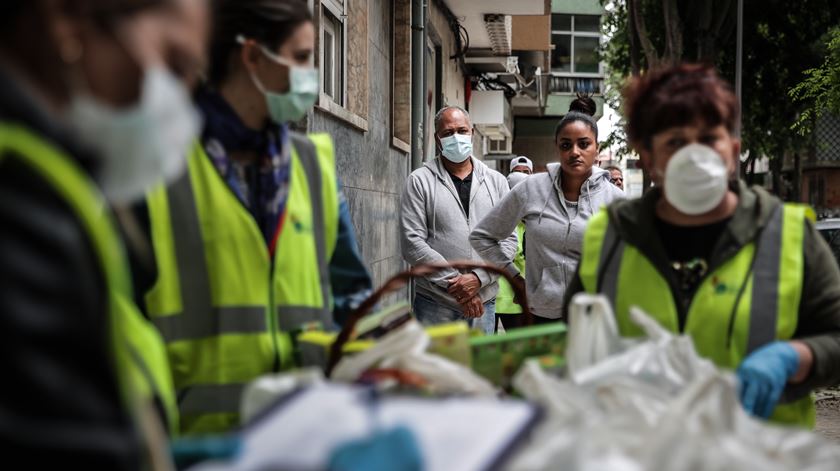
470;97;625;322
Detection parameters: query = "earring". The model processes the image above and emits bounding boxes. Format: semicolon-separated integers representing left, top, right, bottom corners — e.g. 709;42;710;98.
60;38;84;64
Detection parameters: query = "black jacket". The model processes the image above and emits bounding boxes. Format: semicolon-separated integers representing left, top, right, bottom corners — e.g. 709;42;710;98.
0;65;141;469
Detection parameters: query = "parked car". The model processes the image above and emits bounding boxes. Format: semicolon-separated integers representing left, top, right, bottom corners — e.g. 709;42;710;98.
816;218;840;268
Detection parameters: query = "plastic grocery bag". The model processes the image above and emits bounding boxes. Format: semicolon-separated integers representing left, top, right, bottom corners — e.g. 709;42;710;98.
240;368;325;422
505;294;840;471
564;293;624;378
331;319;496;397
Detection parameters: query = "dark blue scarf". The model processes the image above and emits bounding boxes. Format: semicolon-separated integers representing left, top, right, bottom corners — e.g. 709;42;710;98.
196;87;292;244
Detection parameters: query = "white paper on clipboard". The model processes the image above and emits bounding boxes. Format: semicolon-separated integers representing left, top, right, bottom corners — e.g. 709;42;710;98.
191;383;539;471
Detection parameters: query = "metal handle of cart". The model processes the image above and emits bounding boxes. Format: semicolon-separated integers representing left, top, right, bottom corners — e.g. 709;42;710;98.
326;261;531;377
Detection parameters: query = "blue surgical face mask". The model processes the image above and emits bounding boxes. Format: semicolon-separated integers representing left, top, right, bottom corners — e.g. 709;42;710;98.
439;133;473;163
237;36;319;124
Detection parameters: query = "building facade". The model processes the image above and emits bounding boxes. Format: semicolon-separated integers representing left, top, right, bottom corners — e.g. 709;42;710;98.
512;0;606;172
305;0;552;302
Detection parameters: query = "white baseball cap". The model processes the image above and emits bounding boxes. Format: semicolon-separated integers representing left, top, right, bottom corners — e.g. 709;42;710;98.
510;156;533;172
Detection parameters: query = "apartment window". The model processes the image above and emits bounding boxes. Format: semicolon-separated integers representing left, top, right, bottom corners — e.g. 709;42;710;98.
316;0;368;131
551;14;601;75
391;0;411;150
321;0;345;106
425;38;443;162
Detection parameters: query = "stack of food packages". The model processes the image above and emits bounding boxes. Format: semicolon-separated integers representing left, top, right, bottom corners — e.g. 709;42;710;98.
295;302;567;392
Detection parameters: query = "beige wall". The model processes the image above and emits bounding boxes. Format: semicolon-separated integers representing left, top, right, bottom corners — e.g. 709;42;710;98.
310;0;411;304
428;2;465;109
512;15;551;51
392;0;411;147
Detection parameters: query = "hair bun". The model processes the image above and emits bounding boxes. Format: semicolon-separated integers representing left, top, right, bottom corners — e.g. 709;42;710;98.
569;93;597;116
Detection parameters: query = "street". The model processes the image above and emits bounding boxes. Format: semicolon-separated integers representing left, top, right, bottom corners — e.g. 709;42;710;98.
816;387;840;442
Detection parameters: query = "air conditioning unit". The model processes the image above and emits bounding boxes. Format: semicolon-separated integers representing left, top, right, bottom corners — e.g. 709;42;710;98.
471;90;513;139
464;56;519;74
485;135;512;155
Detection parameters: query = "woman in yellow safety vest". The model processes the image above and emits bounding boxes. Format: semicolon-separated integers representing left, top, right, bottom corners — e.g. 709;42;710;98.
0;0;207;467
564;64;840;427
137;0;372;435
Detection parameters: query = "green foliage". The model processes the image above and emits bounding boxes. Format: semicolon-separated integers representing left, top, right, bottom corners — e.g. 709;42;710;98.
735;3;838;162
599;0;631;157
600;0;840;166
790;27;840;135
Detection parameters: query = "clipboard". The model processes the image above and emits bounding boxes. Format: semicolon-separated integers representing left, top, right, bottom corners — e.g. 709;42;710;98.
192;383;541;471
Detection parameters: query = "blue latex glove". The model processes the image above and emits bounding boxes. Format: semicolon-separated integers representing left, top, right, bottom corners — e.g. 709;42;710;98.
328;426;423;471
736;341;800;418
170;436;242;469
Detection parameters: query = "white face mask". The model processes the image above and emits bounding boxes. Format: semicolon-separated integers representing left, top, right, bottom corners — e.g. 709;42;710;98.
66;67;200;204
663;143;729;216
507;171;528;189
440;133;472;163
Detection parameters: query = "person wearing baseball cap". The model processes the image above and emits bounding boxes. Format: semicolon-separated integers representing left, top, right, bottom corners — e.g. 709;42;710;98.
510;156;533;174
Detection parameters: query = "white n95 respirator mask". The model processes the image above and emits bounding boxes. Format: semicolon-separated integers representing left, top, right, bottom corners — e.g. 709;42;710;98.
663;143;729;216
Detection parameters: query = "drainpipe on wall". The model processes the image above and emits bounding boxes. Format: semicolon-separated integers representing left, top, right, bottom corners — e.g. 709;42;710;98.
410;0;426;172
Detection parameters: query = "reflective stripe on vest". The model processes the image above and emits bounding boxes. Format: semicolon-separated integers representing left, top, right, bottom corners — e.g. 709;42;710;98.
579;204;814;427
145;133;338;434
289;133;332;329
0;123;178;433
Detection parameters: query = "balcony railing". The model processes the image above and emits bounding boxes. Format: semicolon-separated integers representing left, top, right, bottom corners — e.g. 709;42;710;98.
548;75;604;95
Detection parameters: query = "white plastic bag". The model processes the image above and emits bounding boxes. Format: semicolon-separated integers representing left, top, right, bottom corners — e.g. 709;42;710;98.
565;293;624;379
505;294;840;471
240;368;325;422
331;319;496;397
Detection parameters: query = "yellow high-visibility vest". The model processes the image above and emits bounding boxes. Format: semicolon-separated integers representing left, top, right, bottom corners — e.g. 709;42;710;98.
145;133;339;435
496;223;526;314
0;123;178;433
579;204;815;427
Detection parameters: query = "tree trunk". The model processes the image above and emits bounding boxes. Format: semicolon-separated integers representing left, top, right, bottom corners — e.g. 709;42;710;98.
704;0;734;61
628;0;642;75
718;1;738;53
662;0;683;64
793;152;802;202
692;1;712;61
630;0;660;68
771;153;783;197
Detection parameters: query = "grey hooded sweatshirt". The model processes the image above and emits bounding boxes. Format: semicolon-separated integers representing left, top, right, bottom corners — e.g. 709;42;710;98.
470;164;625;319
400;157;518;309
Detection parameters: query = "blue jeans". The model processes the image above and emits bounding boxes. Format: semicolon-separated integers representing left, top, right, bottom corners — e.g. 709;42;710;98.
412;294;496;335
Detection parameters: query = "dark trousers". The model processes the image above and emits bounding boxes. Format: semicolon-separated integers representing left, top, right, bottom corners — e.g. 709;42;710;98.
496;313;559;332
496;313;523;332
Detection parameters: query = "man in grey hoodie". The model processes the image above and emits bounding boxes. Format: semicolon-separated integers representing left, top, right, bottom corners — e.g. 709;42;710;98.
400;106;517;334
